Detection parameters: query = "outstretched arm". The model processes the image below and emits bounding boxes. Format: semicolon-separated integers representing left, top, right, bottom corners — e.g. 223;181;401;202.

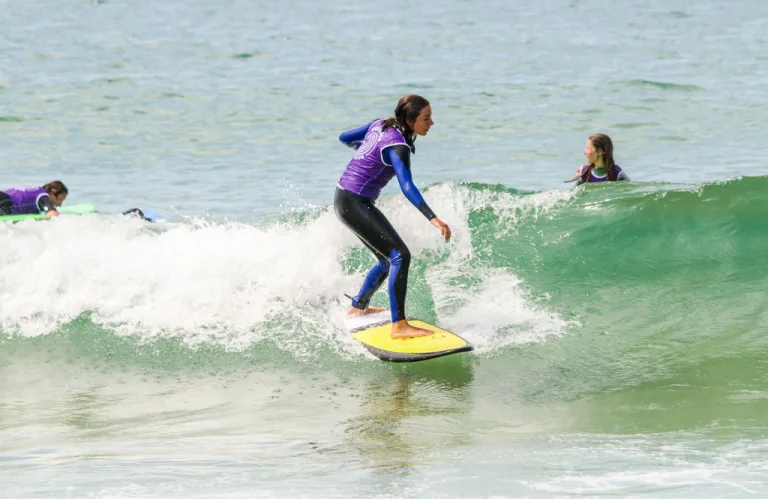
387;145;436;220
38;194;60;217
564;165;584;185
338;121;375;149
387;145;452;241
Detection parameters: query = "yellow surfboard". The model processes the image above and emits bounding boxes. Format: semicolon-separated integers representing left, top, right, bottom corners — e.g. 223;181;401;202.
350;319;473;362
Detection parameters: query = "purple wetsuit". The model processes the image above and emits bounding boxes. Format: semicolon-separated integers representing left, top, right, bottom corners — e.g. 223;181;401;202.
0;187;55;215
337;120;409;200
577;164;630;184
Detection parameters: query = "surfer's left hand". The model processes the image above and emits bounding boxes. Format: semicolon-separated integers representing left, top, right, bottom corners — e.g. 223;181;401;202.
430;218;452;242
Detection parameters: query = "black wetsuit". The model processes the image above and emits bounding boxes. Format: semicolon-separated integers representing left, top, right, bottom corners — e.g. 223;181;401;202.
0;192;12;215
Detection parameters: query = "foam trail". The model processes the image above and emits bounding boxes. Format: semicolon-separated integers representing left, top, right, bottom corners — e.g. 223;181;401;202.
423;183;574;353
0;183;572;358
0;212;357;346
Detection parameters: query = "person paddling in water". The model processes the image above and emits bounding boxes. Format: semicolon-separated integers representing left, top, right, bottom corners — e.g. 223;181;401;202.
0;181;68;217
566;133;630;184
334;94;451;340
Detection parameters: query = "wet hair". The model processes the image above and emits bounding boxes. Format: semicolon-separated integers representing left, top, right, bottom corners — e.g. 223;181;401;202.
382;94;430;153
581;134;618;182
43;180;68;196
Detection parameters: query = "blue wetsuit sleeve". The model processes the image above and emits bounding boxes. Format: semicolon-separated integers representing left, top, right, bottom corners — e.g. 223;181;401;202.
338;121;375;149
387;146;436;221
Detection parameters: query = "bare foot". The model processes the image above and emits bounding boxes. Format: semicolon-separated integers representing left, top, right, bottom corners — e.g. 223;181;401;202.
391;320;434;339
347;306;387;318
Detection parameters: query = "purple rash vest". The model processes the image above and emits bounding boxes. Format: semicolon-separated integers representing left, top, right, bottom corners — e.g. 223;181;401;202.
577;164;625;183
3;187;49;214
337;120;409;200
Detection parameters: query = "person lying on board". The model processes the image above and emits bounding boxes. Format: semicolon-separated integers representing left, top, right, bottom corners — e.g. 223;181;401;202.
122;208;159;222
335;94;451;340
0;181;68;217
565;134;630;184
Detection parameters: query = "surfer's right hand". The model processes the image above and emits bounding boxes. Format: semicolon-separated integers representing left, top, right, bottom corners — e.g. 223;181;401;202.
430;218;452;242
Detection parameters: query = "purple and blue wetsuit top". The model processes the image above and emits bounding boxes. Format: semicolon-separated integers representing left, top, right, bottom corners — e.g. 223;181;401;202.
1;187;56;215
337;120;436;220
576;164;630;184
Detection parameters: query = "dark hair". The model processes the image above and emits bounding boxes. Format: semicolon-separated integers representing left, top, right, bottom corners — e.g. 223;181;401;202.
581;134;618;182
43;180;68;196
382;94;430;153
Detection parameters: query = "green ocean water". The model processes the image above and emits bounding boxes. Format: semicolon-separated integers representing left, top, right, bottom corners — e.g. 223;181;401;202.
3;0;768;496
3;179;768;497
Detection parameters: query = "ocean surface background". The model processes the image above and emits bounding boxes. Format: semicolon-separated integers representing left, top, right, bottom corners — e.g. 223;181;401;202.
2;0;768;497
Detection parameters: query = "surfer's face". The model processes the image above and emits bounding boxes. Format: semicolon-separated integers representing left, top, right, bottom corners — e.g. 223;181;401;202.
51;191;67;207
409;106;433;136
584;139;602;165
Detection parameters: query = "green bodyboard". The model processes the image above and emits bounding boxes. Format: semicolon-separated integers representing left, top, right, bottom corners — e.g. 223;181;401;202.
0;204;97;222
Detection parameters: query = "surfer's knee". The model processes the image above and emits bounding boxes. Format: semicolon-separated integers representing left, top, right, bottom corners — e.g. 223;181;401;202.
372;258;390;279
388;246;411;269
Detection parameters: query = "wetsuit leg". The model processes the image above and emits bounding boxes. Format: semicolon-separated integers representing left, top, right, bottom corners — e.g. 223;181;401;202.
350;236;389;310
334;188;411;322
0;192;12;215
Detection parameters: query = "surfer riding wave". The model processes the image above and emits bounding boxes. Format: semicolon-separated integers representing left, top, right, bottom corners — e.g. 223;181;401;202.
334;94;451;340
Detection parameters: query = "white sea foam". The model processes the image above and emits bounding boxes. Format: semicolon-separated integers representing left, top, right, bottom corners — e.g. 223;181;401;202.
0;183;572;356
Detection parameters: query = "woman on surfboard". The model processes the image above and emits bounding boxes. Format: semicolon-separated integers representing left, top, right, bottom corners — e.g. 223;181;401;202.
566;134;630;184
334;94;451;340
0;181;68;217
